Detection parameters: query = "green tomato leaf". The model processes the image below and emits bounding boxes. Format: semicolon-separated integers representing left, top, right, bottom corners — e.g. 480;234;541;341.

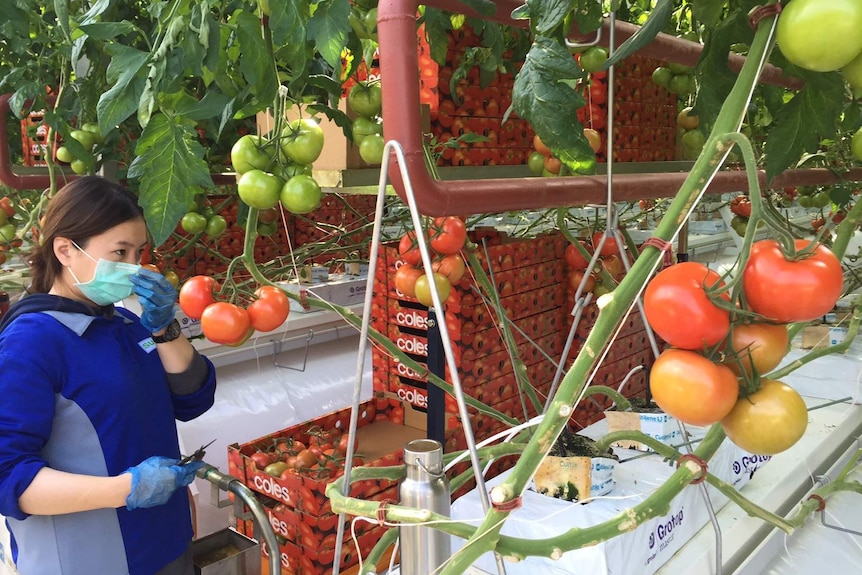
572;0;603;35
269;0;308;74
513;36;595;174
174;90;232;121
764;72;845;182
76;21;138;40
527;0;573;36
127;113;214;247
234;11;278;116
423;8;451;66
604;0;672;69
97;44;149;135
307;0;350;70
691;0;727;27
457;0;496;18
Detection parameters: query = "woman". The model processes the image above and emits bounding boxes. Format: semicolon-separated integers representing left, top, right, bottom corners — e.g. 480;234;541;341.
0;176;217;574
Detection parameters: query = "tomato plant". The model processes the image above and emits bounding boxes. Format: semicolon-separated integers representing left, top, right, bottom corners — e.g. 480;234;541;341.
181;212;207;235
394;264;423;298
729;195;752;218
583;128;601;153
280;175;322;214
352;116;383;145
565;241;591;270
724;322;789;378
742;239;844;323
676;107;699;130
644;262;730;350
527;151;546;175
430;217;467;255
398;231;422;266
721;379;808;455
591;232;619;257
649;349;739;426
579;47;608;73
433;254;466;284
247;286;290;332
178;276;217;320
205;215;228;238
359;133;385;164
231;134;273;174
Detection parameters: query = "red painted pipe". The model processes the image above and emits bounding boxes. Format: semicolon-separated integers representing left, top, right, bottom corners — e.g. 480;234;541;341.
378;0;813;215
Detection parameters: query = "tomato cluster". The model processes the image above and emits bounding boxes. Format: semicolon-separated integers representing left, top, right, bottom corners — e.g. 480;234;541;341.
178;276;290;345
0;197;22;266
644;240;843;454
249;427;363;481
55;123;104;175
394;216;468;307
564;232;625;296
348;80;385;165
179;195;229;239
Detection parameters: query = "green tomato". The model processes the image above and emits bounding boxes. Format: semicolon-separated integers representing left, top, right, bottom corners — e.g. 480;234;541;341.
0;224;16;243
651;66;673;89
730;216;748;238
280;175;322;214
667;62;694;75
0;211;7;227
69;130;97;150
237;169;283;210
205;215;228;238
776;0;862;72
842;52;862;91
181;212;208;234
668;74;694;95
351;116;383;145
579;47;608;73
278;163;313;179
681;129;706;155
359;133;385;165
527;151;546;176
797;195;813;208
348;81;383;118
281;119;325;166
810;191;831;209
851;126;862;161
55;146;75;163
257;220;277;237
231;134;273;174
70;158;90;175
258;0;270;15
81;123;104;144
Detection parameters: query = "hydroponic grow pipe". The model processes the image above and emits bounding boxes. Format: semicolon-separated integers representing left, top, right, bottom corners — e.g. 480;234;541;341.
377;0;817;216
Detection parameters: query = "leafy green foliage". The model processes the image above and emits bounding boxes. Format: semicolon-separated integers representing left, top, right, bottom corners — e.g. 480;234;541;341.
764;72;846;182
513;36;595;174
127;114;214;247
604;0;673;69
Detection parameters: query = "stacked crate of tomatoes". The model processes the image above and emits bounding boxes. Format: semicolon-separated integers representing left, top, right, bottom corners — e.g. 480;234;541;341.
370;228;568;454
560;233;657;427
228;395;416;575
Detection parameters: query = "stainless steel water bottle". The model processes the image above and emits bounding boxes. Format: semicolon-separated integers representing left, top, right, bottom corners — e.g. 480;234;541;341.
399;438;451;575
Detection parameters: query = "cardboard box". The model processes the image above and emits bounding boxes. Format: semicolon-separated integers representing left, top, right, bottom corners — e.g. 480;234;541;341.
279;273;368;313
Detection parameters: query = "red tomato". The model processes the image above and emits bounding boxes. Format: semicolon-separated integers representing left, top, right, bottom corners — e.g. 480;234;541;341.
201;302;252;345
250;450;274;470
394;264;423;298
432;254;466;284
398;231;422;266
429;216;467;255
644;262;731;350
723;322;789;378
247;285;290;332
721;379;808;455
178;276;217;320
650;349;739;426
742;239;844;322
591;232;619;257
568;270;596;293
565;241;591;270
533;134;552;156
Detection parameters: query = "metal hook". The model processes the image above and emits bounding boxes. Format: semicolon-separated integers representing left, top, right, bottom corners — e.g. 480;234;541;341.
272;328;315;372
820;510;862;536
564;20;603;50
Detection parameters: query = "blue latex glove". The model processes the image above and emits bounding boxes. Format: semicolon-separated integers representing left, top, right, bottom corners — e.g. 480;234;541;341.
130;268;177;333
124;456;204;511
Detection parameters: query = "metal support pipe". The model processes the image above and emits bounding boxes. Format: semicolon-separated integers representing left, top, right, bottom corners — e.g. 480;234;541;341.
197;464;281;575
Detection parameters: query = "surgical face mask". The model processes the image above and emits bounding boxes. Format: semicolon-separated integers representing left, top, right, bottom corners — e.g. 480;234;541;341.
68;241;141;305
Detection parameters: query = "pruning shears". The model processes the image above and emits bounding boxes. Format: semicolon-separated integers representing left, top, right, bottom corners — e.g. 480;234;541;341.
178;439;216;466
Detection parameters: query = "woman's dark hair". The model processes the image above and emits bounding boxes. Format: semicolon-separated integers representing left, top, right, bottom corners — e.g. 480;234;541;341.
28;176;144;293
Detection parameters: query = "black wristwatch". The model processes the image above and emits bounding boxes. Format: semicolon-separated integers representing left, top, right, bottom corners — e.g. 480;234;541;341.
152;319;182;344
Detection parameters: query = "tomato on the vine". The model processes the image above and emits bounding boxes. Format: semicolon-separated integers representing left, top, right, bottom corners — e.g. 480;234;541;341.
644;262;730;350
413;272;451;307
237;169;283;209
347;81;383;118
721;379;808;455
181;212;207;234
723;322;789;378
280;175;322;214
432;254;466;284
583;128;601;153
579;46;608;73
398;231;422;266
178;275;217;320
430;216;467;255
281;118;325;166
201;302;252;345
231;134;273;174
565;241;591;270
729;195;752;218
205;215;228;238
247;286;290;332
351;116;383;145
591;232;619;257
394;264;423;298
650;349;739;426
359;133;385;164
742;239;843;323
775;0;862;73
0;197;15;218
